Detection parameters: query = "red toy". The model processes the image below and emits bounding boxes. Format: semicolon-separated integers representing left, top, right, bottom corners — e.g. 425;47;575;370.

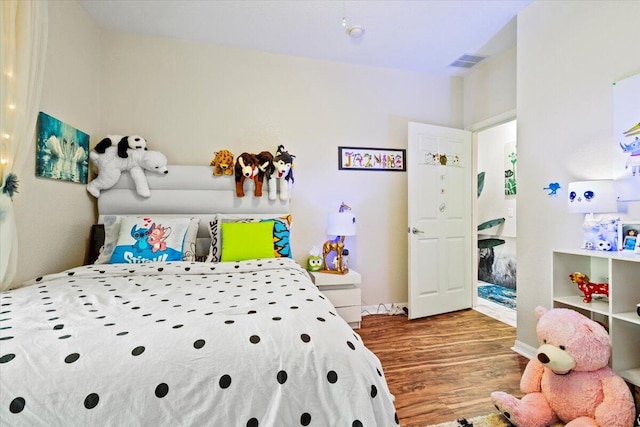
569;272;609;303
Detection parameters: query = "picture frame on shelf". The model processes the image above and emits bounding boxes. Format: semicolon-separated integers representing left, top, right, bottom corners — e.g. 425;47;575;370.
618;221;640;252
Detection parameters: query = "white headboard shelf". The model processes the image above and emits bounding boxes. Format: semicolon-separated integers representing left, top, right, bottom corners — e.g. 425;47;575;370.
98;165;289;216
97;165;290;255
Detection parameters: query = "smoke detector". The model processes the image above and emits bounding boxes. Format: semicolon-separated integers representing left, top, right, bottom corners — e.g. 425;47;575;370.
347;25;365;38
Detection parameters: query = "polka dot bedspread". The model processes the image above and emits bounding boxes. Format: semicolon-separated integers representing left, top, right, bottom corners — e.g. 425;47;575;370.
0;258;398;426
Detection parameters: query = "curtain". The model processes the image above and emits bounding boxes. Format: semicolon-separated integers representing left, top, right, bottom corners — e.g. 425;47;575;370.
0;0;48;290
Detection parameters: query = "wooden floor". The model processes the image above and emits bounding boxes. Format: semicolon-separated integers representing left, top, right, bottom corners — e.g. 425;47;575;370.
357;309;529;427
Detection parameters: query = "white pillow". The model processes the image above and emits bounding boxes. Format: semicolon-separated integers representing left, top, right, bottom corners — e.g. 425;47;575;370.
110;217;193;264
95;216;199;263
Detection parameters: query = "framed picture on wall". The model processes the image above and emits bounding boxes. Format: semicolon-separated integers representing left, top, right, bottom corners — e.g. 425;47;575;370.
338;146;406;171
618;222;640;252
36;112;90;184
504;141;516;196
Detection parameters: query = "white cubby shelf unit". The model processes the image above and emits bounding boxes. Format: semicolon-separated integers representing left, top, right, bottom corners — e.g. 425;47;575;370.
552;249;640;386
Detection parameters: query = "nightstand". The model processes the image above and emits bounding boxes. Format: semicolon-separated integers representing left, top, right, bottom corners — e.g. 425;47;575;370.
309;270;361;329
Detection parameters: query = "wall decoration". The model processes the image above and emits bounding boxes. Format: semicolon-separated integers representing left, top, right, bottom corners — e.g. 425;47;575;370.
423;151;461;167
338;146;406;171
504;141;516;196
543;182;561;196
613;73;640;201
36;112;89;184
618;221;640;252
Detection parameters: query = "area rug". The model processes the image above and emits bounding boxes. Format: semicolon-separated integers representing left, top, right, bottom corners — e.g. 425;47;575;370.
478;284;516;310
425;413;511;427
426;413;566;427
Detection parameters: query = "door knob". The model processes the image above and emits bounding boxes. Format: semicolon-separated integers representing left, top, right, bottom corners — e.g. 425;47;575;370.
410;227;424;234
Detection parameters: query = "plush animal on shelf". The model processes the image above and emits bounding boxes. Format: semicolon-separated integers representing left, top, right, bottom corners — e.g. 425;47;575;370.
306;247;323;271
569;272;609;303
94;135;147;159
86;146;168;198
234;152;259;197
210;149;234;176
254;151;275;198
581;216;618;251
492;306;635;427
273;144;295;200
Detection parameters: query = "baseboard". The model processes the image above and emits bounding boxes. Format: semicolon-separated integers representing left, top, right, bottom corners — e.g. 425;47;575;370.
512;339;536;359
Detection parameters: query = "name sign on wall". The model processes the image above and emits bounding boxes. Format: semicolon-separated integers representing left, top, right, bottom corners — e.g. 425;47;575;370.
338;146;406;171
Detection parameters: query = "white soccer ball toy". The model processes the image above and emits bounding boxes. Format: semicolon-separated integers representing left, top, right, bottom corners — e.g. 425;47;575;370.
596;240;612;251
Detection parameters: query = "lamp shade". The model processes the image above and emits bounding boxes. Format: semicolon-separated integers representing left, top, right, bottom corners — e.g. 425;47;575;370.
327;212;356;236
567;180;617;214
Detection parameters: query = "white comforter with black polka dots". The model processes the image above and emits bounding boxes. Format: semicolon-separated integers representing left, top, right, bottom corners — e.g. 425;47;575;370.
0;258;398;426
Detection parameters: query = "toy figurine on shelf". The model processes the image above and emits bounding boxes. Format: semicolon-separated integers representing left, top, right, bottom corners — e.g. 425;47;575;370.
306;247;323;272
568;272;609;303
622;228;638;251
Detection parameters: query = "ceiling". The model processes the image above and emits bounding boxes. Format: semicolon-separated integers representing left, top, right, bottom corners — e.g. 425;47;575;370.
78;0;532;76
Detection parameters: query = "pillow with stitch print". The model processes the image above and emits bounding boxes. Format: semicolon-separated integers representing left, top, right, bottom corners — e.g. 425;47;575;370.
97;216;199;263
110;217;192;264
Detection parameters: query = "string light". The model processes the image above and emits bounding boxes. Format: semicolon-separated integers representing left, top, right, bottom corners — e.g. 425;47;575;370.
2;34;18;186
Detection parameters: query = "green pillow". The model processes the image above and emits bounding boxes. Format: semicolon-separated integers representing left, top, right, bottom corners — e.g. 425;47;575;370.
221;221;275;262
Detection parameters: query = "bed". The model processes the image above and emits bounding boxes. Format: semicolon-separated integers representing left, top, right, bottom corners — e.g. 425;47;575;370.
0;166;398;426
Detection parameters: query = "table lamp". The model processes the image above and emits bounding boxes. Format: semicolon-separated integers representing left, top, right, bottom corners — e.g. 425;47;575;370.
321;203;356;274
567;180;618;250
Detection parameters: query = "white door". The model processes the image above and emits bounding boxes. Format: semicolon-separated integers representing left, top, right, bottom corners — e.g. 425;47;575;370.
408;122;473;319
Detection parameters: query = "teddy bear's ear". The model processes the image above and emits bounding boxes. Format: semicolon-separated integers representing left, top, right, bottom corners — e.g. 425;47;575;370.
582;318;611;343
535;306;548;321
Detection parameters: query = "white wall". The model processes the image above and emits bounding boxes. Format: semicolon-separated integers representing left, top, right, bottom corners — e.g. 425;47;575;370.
515;0;640;353
98;32;463;305
12;5;464;309
13;0;100;285
463;47;517;129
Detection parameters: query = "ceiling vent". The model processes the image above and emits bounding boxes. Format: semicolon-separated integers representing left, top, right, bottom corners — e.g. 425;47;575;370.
449;54;486;69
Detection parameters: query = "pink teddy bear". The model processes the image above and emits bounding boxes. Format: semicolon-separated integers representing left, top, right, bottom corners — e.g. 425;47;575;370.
492;306;635;427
